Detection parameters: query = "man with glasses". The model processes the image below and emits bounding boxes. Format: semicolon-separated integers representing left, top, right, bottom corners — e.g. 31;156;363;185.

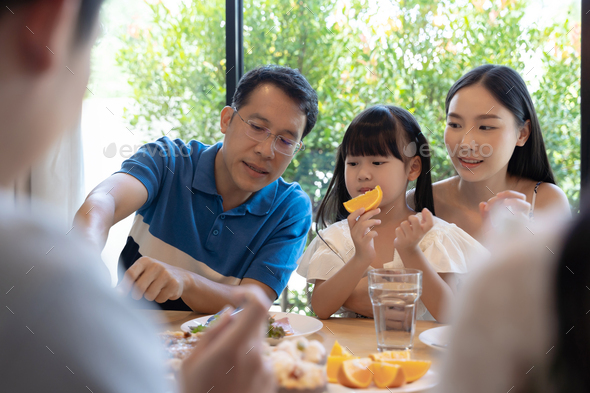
74;65;319;312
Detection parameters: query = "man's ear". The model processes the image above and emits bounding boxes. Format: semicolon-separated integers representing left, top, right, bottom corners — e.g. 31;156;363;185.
407;156;422;182
220;106;235;135
18;0;74;73
516;119;531;147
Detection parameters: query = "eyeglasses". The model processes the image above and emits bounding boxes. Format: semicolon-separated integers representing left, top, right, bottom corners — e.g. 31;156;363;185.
232;107;305;156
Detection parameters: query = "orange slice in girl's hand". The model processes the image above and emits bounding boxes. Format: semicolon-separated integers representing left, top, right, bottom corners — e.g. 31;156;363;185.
369;361;406;388
337;358;373;389
343;185;383;213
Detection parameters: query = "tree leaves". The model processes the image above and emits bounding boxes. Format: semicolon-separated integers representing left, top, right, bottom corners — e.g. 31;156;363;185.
117;0;581;210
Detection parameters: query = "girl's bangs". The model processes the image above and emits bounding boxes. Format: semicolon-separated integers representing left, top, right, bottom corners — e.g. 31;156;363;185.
342;108;404;160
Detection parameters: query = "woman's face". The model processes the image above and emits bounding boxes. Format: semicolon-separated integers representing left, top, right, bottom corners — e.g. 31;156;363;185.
444;84;530;183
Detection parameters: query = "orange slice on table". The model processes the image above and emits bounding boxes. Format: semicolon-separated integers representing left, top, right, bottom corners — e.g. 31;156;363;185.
369;350;411;361
343;185;383;213
337;358;373;389
327;355;359;384
329;340;354;358
369;361;406;388
380;359;432;383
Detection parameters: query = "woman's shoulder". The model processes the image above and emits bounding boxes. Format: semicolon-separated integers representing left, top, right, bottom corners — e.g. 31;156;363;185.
515;179;570;214
432;176;459;195
407;176;459;211
431;176;460;212
533;182;570;213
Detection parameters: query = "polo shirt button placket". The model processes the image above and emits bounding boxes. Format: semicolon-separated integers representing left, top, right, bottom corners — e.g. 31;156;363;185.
213;229;219;236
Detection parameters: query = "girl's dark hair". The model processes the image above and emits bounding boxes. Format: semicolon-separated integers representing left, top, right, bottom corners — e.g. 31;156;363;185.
551;196;590;392
315;105;434;229
445;64;556;184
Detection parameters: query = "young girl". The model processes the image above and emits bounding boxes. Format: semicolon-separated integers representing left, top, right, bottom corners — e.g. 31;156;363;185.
297;105;488;322
414;65;571;240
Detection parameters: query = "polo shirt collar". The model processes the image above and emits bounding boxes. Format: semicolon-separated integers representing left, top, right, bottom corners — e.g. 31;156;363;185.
192;142;221;195
192;142;278;216
244;180;278;216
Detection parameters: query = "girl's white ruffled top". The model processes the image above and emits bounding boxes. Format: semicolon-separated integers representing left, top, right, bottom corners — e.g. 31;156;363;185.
296;213;490;320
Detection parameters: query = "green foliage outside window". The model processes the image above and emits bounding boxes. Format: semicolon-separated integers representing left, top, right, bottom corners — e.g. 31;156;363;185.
116;0;581;212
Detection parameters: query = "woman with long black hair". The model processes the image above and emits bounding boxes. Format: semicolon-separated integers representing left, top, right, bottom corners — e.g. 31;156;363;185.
411;65;571;241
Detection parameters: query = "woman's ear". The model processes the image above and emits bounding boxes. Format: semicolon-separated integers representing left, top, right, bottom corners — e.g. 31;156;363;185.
516;120;531;147
220;106;234;135
407;156;422;181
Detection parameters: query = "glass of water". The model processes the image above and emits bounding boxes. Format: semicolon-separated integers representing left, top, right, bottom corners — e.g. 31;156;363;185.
368;268;423;351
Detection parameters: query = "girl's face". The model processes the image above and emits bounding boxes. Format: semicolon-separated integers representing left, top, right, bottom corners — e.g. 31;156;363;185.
444;84;530;183
344;154;416;209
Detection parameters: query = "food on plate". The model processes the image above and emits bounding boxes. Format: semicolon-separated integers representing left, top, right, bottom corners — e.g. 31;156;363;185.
190;313;295;340
368;362;405;389
327;342;431;388
266;337;327;393
327;355;358;383
337;358;373;389
159;330;202;372
268;315;295;339
343;185;383;213
368;350;411;361
161;331;327;393
379;359;431;383
329;340;354;358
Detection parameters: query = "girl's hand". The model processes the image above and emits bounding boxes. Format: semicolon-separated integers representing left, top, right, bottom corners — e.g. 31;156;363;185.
347;207;381;265
394;208;434;253
479;190;531;223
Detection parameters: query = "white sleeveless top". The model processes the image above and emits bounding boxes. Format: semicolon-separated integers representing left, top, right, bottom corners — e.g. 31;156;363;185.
296;213;490;320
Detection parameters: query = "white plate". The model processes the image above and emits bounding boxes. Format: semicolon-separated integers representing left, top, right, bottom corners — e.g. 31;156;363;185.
181;312;324;345
327;369;439;392
419;326;451;351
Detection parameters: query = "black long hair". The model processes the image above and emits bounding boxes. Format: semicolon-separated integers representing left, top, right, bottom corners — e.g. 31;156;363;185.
550;199;590;392
315;105;434;230
445;64;556;184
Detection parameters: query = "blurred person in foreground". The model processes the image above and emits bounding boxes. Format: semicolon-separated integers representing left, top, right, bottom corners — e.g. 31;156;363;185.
0;1;275;392
439;193;588;392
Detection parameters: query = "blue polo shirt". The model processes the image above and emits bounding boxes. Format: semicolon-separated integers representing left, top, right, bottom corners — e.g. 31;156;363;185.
116;137;312;310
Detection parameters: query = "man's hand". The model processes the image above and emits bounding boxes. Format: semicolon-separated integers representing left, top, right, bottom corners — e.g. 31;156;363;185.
394;208;434;253
180;286;276;393
117;257;190;303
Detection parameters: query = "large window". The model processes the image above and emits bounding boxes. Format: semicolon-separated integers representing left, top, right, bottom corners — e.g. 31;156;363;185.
84;0;583;303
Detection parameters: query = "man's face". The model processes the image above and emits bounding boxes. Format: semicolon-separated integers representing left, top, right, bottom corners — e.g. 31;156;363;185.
0;1;99;186
219;84;307;193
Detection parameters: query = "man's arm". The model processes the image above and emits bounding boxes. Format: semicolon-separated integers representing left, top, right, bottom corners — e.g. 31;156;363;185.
118;256;276;314
182;274;276;313
118;187;311;314
73;173;148;252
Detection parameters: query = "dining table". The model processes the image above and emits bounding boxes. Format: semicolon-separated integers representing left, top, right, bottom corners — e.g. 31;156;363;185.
145;310;447;393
